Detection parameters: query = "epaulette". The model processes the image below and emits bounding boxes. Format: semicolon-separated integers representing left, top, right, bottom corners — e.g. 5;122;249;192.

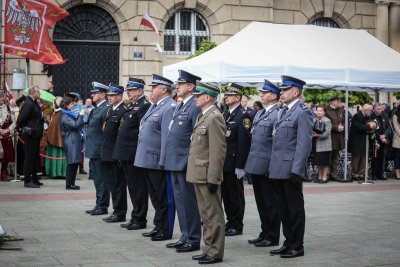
212;110;219;115
300;104;308;110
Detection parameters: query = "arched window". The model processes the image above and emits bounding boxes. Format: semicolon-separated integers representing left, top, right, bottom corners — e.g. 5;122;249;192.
164;10;209;55
311;17;340;28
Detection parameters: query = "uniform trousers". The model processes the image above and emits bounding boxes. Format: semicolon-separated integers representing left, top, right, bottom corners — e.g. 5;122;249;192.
194;183;225;259
329;149;341;179
22;133;41;184
120;161;148;224
170;171;201;245
141;168;175;237
251;175;281;242
371;145;387;179
271;177;305;250
89;158;110;210
103;161;127;217
221;171;245;231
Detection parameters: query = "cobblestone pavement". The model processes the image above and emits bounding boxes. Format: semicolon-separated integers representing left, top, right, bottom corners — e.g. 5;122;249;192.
0;173;400;267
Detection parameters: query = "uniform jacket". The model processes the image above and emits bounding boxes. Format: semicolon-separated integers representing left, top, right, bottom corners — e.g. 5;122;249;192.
325;106;345;150
85;101;108;159
348;111;372;156
269;101;313;179
244;104;279;176
101;102;126;161
165;96;201;171
186;105;227;185
112;96;151;161
314;116;332;153
16;96;43;137
134;96;175;169
223;105;252;172
60;112;84;164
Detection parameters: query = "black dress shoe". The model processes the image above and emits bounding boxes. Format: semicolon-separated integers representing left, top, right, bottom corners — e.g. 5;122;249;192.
142;229;159;237
248;237;263;244
166;240;185;248
198;255;223;264
192;254;207;260
33;181;43;186
91;209;108;216
254;240;279;247
280;248;304;258
225;228;242;236
176;243;200;253
270;246;288;255
24;181;40;188
150;233;172;241
103;214;125;223
66;185;80;190
120;220;134;228
126;223;146;230
85;207;97;214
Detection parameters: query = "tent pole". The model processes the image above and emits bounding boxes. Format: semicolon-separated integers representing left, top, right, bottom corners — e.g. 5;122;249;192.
343;88;350;182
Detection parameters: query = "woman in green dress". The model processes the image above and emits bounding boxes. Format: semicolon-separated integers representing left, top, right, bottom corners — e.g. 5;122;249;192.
45;97;66;178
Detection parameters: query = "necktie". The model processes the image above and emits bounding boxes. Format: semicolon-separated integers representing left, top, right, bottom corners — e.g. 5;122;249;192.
280;106;288;119
174;102;183;116
197;113;203;122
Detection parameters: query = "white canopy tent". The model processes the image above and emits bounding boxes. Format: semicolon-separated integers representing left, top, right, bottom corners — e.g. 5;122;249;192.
163;22;400;91
163;22;400;182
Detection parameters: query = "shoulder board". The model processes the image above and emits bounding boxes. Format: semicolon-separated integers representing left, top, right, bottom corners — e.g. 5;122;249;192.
212;110;220;115
171;103;176;107
300;104;308;110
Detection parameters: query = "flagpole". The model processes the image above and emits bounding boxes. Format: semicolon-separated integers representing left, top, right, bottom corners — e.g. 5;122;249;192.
134;25;141;42
25;59;29;88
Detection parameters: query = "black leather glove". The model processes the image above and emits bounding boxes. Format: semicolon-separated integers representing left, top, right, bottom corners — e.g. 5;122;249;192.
264;171;270;179
22;127;32;136
290;173;303;188
207;183;218;194
290;173;301;180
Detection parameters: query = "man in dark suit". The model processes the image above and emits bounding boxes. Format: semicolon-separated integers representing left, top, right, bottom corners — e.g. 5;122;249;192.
164;70;202;253
85;82;110;215
370;103;390;180
241;95;256;119
134;74;176;241
222;83;252;236
16;86;44;188
113;78;151;230
244;79;281;248
268;75;313;258
349;104;376;180
101;85;127;223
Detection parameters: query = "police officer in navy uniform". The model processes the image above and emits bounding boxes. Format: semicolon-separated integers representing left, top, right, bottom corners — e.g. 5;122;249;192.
113;78;151;230
222;83;252;236
134;74;176;241
85;82;110;215
244;79;281;247
164;70;202;252
268;75;313;258
101;85;128;223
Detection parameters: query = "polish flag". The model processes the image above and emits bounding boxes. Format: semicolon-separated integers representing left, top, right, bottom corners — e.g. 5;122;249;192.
140;13;161;36
5;82;13;99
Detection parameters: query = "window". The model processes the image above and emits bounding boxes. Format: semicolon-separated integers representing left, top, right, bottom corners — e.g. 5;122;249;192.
311;18;340;28
164;10;209;55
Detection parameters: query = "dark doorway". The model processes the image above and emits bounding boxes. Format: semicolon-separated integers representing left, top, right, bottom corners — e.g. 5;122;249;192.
52;5;120;98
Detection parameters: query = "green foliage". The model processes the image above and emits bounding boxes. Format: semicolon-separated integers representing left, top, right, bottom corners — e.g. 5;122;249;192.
303;89;373;106
220;86;258;99
187;40;217;59
394;92;400;100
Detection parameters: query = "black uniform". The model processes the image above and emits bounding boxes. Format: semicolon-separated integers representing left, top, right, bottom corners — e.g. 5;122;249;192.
16;96;44;185
113;96;151;225
222;105;252;233
101;102;127;218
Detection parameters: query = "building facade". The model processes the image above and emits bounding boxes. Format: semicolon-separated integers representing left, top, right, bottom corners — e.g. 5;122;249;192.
2;0;400;98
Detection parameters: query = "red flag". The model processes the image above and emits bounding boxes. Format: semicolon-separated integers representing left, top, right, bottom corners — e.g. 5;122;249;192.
4;0;69;65
140;13;161;36
5;82;13;100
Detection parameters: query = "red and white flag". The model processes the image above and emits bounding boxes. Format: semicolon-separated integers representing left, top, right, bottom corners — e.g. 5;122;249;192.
5;82;13;100
140;13;161;36
4;0;69;65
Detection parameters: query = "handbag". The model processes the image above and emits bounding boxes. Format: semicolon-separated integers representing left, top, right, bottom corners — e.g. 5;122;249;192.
313;119;326;134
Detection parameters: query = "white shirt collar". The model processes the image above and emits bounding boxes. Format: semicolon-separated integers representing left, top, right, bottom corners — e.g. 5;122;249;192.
229;103;241;114
202;105;214;115
265;103;277;112
287;99;299;110
112;100;124;110
182;95;193;105
97;99;106;107
157;95;169;105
